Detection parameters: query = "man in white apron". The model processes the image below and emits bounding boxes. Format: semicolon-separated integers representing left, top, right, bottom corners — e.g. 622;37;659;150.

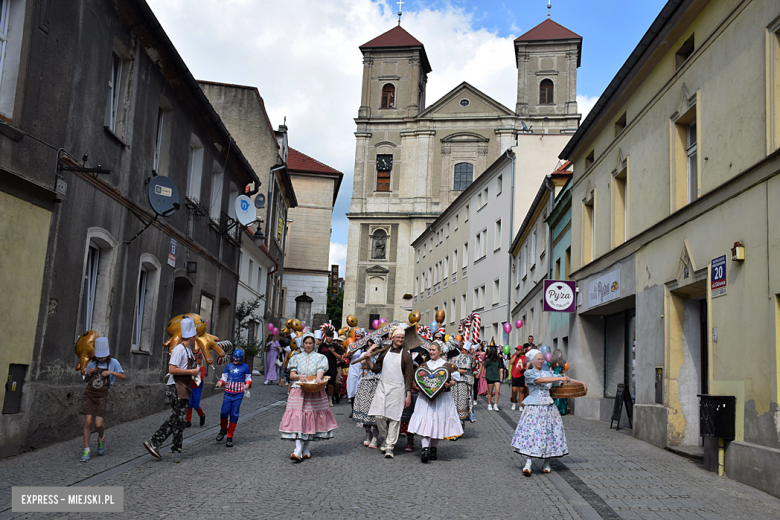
365;326;414;459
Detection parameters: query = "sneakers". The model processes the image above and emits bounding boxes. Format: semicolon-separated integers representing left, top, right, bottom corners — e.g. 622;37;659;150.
522;459;533;476
143;440;161;459
329;398;333;407
420;447;429;463
493;404;500;411
216;429;227;442
302;449;311;459
290;451;302;462
379;444;386;453
473;400;478;405
542;461;552;473
97;437;106;456
369;438;378;449
79;449;90;462
199;414;206;427
172;452;181;463
185;421;192;428
264;380;269;385
363;431;371;446
226;437;234;448
404;441;414;452
511;403;517;411
384;450;394;459
469;413;476;423
488;404;494;411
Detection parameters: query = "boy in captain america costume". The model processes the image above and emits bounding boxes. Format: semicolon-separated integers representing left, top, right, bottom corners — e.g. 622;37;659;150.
215;348;252;447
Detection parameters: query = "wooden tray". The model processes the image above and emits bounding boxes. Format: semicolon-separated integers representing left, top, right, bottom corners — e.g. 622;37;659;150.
550;383;587;398
299;375;330;393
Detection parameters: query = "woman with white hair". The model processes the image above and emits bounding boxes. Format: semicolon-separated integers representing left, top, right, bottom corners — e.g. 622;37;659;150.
279;332;338;462
510;349;587;476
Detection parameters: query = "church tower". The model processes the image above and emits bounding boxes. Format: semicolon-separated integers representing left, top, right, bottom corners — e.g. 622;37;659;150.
514;18;582;133
357;26;432;119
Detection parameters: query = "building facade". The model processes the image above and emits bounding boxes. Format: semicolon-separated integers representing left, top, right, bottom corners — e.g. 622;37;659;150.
559;0;780;497
344;19;583;327
283;148;342;327
0;0;262;455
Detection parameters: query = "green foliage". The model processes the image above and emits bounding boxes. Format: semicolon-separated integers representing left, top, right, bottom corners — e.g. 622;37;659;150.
234;296;263;358
327;276;343;327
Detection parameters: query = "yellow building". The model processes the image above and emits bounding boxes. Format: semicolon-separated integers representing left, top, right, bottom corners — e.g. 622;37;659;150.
559;0;780;497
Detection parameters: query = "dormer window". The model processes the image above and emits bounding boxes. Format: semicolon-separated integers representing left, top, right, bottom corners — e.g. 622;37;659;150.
539;79;554;105
381;84;395;109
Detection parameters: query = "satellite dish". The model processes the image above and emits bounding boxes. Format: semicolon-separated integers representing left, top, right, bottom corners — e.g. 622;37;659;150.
235;195;255;226
147;176;180;217
254;193;266;209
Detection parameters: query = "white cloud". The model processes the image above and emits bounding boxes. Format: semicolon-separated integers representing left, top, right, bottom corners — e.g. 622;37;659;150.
329;242;348;274
577;94;599;120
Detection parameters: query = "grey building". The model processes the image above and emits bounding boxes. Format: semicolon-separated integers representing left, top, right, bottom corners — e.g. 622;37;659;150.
0;0;260;456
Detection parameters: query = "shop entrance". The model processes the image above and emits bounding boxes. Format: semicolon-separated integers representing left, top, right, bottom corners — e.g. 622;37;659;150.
604;308;636;399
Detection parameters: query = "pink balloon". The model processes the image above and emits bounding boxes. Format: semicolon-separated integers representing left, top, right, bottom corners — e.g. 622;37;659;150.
273;328;279;336
515;319;524;329
379;318;388;325
267;323;275;332
503;322;512;334
544;352;552;362
372;319;380;329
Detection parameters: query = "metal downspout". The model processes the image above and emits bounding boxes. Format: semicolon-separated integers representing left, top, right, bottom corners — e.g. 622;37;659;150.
506;149;516;343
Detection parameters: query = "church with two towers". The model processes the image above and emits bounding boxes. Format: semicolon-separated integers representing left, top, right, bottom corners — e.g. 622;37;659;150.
343;15;583;326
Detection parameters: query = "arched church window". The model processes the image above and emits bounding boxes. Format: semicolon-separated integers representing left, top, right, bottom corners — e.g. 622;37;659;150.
381;84;395;109
539;79;554;105
371;229;387;260
453;163;473;191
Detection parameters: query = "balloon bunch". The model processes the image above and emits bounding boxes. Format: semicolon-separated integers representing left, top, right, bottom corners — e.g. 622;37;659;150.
371;317;388;330
266;322;279;337
502;319;524;334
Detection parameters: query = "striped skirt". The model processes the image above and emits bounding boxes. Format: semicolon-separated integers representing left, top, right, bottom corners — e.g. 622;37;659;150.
279;388;338;441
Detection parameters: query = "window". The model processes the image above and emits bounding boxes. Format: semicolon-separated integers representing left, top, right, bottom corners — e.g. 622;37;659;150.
530;227;537;263
475;232;481;259
200;294;214;327
474;288;479;309
454;163;473;191
153;108;166;173
565;247;571;280
493;279;500;305
453;249;458;273
478;285;486;308
429;239;433;252
555;258;561;280
0;0;27;119
539;79;554;105
442;301;447;319
585;149;595;169
615;112;627;136
515;255;521;288
416;249;419;263
584;195;595;263
187;134;204;201
81;244;100;332
483;188;488;206
228;182;239;221
414;277;419;295
377;170;390;191
494;219;502;251
687;121;698;203
675;34;694;70
464;205;469;221
209;162;224;222
131;255;161;352
463;242;468;267
613;165;628;245
455;214;459;230
446;223;450;238
132;267;147;348
381;83;395;109
497;174;503;195
444;255;449;277
248;259;254;287
461;293;467;319
522;243;528;277
257;267;262;293
451;299;456;323
428;267;432;288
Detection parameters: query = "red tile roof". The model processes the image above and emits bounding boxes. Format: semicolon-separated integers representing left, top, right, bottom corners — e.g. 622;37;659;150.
288;148;341;175
515;19;581;42
360;26;431;73
553;161;572;174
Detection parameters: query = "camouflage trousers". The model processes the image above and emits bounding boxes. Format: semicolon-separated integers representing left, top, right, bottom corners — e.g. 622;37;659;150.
150;385;188;453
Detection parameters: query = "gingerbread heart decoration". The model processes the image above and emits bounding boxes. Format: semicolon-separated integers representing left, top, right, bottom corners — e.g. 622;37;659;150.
415;366;450;400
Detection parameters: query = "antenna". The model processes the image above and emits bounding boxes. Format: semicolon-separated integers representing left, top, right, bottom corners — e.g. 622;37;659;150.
547;0;551;18
397;0;404;25
147;176;180;217
234;195;256;226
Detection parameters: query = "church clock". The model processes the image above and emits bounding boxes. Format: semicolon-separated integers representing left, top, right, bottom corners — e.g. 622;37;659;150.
376;154;393;171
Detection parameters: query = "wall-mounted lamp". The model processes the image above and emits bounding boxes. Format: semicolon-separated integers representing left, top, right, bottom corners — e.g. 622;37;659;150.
187;261;198;274
731;241;745;261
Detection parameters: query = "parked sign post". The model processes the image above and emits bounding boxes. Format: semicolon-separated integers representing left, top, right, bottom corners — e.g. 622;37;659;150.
711;255;727;298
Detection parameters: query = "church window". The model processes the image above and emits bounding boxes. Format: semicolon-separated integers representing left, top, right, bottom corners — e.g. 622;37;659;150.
539;79;554;105
381;84;395;109
376;170;390;191
453;162;473;191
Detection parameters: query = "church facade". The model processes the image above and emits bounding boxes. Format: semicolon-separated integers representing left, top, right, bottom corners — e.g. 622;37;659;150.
344;19;583;327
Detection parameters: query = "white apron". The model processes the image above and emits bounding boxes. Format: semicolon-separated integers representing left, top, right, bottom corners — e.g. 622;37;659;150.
346;350;364;398
368;351;405;421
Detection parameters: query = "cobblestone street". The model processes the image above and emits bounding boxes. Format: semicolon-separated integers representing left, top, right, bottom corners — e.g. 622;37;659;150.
3;385;780;519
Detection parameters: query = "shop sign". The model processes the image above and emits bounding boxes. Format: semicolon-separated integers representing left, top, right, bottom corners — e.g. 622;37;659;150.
543;280;576;313
711;255;727;298
588;268;621;308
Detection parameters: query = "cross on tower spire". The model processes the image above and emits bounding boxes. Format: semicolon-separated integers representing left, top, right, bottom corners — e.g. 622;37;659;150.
397;0;404;25
547;0;551;19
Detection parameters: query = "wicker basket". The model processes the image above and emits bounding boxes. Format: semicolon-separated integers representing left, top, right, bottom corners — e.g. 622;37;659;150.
550;383;587;399
299;375;330;393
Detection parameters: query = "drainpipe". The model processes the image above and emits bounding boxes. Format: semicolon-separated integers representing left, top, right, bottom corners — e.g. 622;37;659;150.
544;175;555;280
506;149;516;343
265;165;286;243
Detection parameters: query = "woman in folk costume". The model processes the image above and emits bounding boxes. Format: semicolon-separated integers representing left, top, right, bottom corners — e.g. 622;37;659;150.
450;340;472;430
511;349;587;476
264;332;280;385
350;337;381;448
408;341;464;463
346;329;367;403
279;332;338;462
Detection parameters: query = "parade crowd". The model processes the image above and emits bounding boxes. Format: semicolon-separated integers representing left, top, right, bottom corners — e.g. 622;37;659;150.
79;315;585;477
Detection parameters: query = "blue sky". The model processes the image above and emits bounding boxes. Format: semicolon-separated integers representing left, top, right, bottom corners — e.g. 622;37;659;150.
147;0;667;272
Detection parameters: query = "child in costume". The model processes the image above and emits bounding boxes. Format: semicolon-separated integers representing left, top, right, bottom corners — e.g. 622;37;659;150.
79;337;125;462
185;351;206;427
215;348;252;447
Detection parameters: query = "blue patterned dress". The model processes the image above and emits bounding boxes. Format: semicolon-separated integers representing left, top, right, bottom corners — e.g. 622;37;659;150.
510;368;568;459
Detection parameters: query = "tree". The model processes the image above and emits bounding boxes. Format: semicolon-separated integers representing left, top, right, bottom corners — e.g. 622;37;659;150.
234;296;263;358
